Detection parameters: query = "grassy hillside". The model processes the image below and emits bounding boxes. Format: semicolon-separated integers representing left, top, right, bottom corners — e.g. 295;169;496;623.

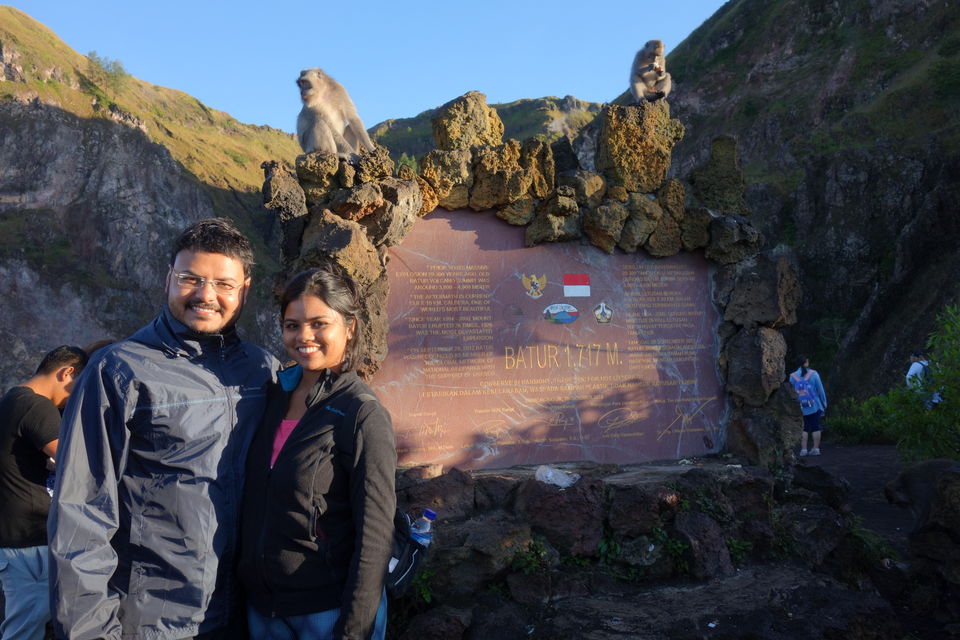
0;6;301;203
0;5;306;289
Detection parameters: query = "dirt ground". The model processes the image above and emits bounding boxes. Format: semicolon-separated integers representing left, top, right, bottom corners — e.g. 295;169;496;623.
797;440;912;556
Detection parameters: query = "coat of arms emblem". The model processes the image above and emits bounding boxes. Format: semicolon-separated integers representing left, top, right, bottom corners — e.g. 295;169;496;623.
521;274;547;299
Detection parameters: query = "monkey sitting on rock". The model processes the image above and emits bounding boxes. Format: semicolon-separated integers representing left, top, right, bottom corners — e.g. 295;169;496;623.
630;39;672;103
296;67;376;158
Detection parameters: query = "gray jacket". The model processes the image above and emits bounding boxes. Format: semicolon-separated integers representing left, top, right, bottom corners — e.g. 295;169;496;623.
48;307;276;640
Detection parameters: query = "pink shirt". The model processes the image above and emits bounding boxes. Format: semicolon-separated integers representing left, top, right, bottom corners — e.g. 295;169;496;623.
270;419;300;468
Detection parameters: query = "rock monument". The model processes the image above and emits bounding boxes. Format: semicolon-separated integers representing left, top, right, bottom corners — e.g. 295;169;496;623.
262;90;801;473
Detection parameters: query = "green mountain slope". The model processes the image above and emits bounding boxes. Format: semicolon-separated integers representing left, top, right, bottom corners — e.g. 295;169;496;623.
662;0;960;398
0;5;301;195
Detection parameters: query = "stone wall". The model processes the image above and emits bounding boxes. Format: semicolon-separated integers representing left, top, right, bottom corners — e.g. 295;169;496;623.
388;459;902;639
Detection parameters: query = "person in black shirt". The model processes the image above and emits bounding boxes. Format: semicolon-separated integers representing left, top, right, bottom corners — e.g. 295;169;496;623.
0;345;87;640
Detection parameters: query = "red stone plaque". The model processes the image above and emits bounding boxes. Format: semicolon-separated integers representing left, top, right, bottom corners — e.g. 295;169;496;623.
372;209;726;470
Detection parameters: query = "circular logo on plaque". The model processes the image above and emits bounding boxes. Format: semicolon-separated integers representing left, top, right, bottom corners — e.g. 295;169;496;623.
543;303;579;324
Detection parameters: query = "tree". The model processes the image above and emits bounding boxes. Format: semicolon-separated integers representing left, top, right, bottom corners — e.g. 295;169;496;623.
397;152;419;174
87;50;129;92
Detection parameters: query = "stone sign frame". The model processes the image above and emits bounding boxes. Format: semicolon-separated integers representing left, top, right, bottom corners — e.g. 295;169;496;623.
262;91;802;471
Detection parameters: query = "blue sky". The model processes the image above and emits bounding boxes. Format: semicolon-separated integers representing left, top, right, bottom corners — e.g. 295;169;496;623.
9;1;727;132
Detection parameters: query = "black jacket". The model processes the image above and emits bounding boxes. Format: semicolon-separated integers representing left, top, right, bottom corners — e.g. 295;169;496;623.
48;307;276;640
239;367;396;640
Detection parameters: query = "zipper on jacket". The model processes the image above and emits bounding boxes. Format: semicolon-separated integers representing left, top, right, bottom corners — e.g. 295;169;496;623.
257;465;279;618
309;504;320;542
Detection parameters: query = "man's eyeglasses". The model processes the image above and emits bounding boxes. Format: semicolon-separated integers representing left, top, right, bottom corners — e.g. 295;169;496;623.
173;272;242;295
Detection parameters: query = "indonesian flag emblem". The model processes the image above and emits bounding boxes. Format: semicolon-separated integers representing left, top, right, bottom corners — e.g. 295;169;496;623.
563;273;590;297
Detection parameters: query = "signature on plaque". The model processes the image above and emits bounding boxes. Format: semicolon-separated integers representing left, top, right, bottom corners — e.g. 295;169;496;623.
476;418;511;442
598;407;645;434
657;399;715;441
541;411;575;430
417;417;450;439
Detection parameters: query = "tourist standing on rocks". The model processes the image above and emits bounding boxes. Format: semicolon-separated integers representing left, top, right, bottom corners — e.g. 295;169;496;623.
48;218;277;640
0;345;87;640
790;356;828;456
239;264;396;640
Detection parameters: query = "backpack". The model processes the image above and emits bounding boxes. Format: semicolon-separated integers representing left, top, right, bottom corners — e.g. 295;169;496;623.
915;362;942;408
333;392;427;599
790;370;817;410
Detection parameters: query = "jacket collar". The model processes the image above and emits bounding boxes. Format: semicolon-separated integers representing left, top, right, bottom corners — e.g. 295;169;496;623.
279;364;357;406
152;305;242;358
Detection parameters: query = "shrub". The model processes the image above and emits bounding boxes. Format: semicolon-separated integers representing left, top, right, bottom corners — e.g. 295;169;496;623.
396;152;419;174
510;538;548;574
832;306;960;461
938;35;960;58
87;50;129;92
830;395;899;445
931;59;960;102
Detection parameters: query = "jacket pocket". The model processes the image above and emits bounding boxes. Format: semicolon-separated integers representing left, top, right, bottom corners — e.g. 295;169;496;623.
304;436;336;520
309;504;334;565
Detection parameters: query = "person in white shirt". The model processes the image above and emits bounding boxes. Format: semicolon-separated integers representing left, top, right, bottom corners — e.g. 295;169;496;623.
906;350;942;408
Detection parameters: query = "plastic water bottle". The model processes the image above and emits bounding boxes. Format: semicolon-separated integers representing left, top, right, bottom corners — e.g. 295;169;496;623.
410;509;437;547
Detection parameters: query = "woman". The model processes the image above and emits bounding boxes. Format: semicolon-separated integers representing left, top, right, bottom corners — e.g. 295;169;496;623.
789;356;828;456
239;265;396;640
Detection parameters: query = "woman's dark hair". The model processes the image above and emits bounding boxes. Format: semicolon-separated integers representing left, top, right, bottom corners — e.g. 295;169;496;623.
280;264;364;372
798;355;809;376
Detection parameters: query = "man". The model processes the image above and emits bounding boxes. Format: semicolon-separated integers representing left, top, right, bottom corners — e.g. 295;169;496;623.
906;350;928;389
906;350;942;408
0;345;87;640
49;218;277;640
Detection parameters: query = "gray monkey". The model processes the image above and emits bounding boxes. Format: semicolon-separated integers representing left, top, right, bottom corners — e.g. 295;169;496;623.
630;39;673;103
296;68;376;157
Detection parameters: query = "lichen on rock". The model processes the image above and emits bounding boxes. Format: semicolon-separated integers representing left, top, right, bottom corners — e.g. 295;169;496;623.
496;196;537;226
618;194;662;252
644;211;683;257
557;169;606;208
705;213;764;264
469;139;532;211
431;90;505;150
583;202;629;254
595;101;685;193
519;138;555;200
689;135;749;215
420;148;474;210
